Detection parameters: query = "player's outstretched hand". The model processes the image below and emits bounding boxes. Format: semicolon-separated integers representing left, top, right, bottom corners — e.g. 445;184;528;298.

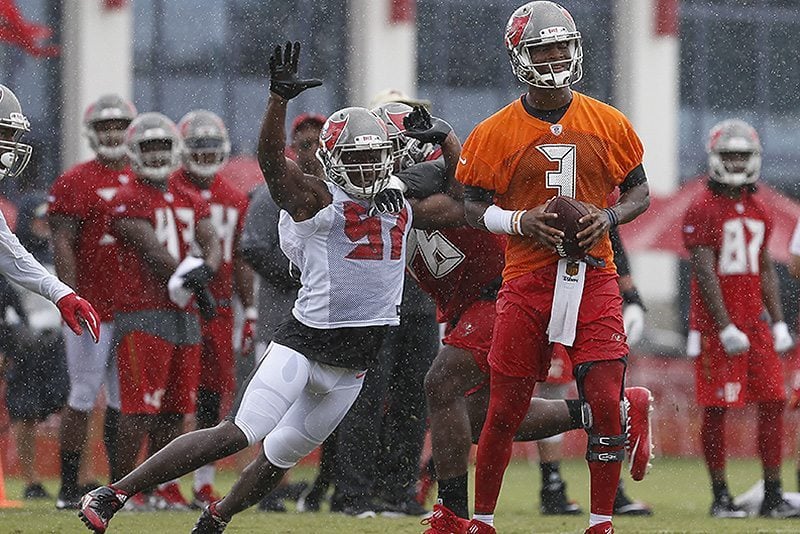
57;293;100;343
269;41;322;100
403;105;452;145
719;323;750;356
370;187;405;215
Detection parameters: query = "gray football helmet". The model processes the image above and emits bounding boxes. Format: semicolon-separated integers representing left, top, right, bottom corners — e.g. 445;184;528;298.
316;107;394;199
124;112;182;182
178;110;231;178
706;119;762;187
0;84;32;179
83;94;137;160
371;102;435;172
504;1;583;88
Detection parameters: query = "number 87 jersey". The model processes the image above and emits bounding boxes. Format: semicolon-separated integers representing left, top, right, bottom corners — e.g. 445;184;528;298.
279;181;411;329
456;91;643;282
683;184;772;332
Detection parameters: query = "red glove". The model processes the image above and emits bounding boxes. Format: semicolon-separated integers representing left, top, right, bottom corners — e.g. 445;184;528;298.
241;307;257;356
56;293;100;343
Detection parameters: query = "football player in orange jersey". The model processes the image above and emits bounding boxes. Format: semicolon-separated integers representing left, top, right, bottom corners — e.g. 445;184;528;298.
455;3;649;533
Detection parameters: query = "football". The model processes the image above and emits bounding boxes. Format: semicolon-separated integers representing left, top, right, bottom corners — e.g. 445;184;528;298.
544;196;591;259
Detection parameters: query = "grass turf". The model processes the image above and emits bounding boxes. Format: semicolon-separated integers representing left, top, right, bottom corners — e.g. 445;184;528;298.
2;458;800;533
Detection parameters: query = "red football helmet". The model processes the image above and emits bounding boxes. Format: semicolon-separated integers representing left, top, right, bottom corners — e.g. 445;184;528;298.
316;107;394;199
707;119;761;187
505;1;583;88
83;94;137;160
178;110;231;178
124;112;181;182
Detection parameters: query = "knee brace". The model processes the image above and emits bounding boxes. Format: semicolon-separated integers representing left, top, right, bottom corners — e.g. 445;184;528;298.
574;360;627;463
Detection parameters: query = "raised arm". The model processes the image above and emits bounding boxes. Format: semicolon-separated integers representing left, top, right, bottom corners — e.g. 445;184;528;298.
257;42;328;221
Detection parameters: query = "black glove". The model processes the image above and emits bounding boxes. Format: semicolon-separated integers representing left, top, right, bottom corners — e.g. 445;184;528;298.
370;187;405;215
269;41;323;100
193;287;217;320
403;105;452;145
182;263;215;291
396;159;448;198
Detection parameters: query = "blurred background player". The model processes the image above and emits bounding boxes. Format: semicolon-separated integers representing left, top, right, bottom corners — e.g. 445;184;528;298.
328;99;439;518
48;94;136;509
456;3;651;532
683;119;798;519
173;109;255;508
105;112;221;510
3;193;68;500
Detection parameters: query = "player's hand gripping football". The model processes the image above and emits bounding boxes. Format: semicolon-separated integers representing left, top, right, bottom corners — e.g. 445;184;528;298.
518;202;562;250
575;202;611;251
269;41;322;101
56;293;100;343
403;106;452;146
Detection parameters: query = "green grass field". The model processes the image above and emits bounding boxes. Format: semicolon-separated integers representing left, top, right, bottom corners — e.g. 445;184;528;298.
2;458;800;533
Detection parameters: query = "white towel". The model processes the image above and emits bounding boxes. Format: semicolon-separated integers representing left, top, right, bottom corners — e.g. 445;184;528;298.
547;259;586;346
167;256;205;309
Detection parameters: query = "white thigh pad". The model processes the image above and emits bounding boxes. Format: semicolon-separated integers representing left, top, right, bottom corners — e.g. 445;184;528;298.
263;362;365;469
233;343;312;445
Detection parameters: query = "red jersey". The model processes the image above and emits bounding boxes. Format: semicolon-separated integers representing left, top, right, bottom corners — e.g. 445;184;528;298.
171;170;248;305
407;227;506;323
456;92;644;281
683;184;772;332
109;177;211;312
47;159;134;321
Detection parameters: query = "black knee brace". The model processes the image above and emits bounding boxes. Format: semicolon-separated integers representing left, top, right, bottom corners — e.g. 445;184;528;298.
574;359;627;463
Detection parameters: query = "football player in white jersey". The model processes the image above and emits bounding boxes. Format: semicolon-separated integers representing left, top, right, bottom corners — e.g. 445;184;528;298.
78;42;413;534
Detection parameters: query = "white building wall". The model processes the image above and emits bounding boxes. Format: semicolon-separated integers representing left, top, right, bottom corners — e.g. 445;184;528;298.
347;0;417;108
613;0;681;314
60;0;133;170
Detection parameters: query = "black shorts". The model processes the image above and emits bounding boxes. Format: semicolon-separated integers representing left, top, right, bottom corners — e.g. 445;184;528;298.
272;315;388;371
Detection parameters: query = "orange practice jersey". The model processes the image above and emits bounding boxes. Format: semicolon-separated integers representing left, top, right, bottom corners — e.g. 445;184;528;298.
456;92;643;281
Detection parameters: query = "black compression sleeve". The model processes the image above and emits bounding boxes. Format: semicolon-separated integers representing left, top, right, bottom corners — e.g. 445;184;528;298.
609;227;631;277
464;185;494;203
619;164;647;193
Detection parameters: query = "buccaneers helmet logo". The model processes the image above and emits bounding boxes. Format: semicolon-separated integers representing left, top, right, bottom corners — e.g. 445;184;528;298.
505;12;531;48
385;110;408;133
321;116;349;152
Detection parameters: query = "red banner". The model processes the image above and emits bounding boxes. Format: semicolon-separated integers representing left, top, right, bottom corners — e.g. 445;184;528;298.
0;0;59;57
389;0;415;24
655;0;679;37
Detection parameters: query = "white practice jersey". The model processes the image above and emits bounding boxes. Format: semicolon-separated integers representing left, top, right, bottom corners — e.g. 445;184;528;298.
279;183;411;329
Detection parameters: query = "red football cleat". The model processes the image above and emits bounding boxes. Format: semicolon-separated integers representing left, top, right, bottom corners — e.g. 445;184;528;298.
193;484;221;509
624;386;654;481
152;482;190;510
465;519;496;534
584;521;614;534
421;503;469;534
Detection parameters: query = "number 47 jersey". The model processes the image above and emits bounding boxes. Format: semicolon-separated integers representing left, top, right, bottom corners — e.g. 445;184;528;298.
683;186;772;332
279;182;411;329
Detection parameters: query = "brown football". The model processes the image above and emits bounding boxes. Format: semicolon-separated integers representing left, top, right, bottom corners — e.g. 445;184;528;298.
544;196;592;259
